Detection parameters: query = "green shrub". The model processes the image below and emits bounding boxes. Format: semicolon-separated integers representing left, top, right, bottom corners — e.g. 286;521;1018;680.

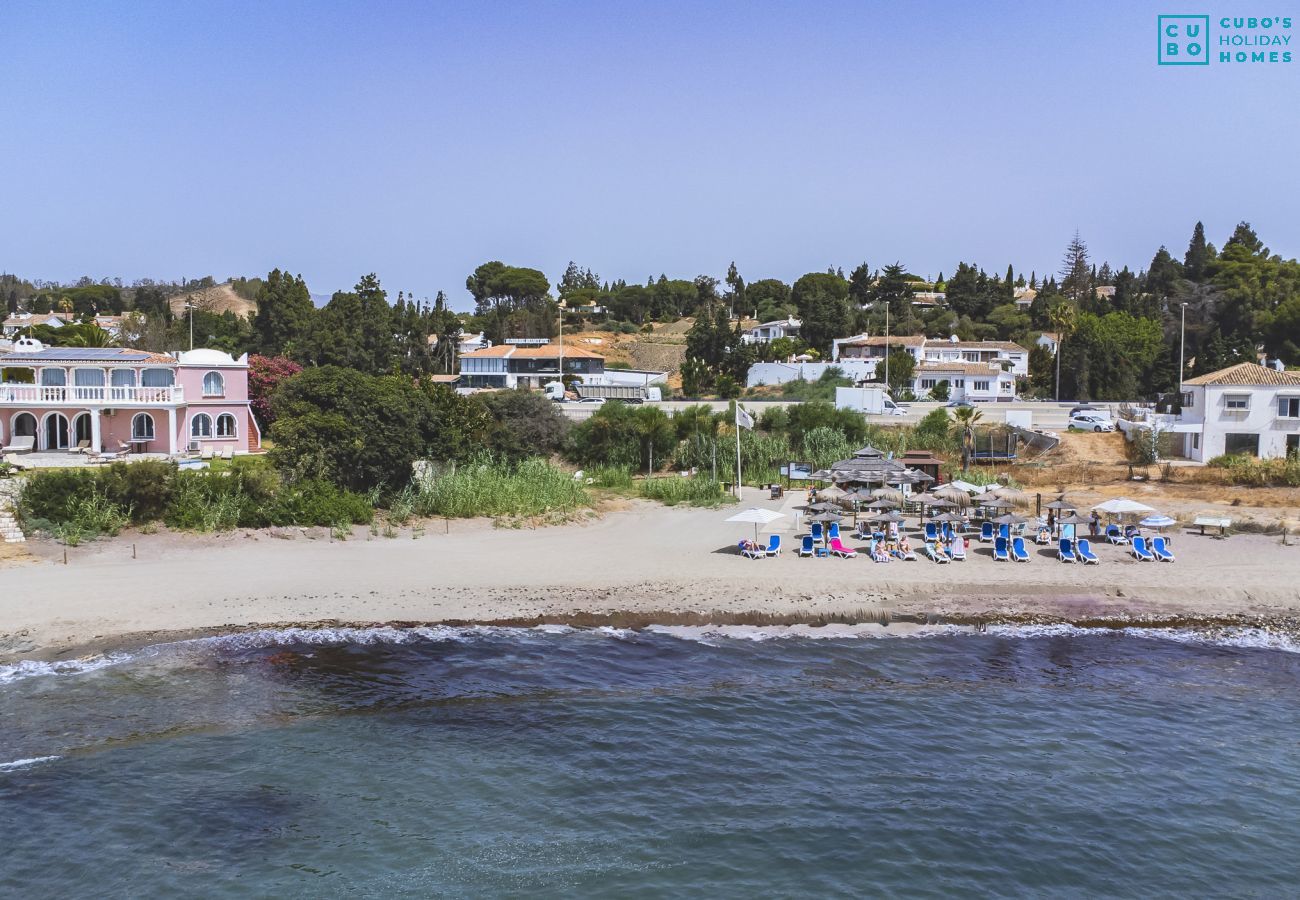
97;460;176;523
263;479;374;526
640;475;730;507
587;465;634;489
411;456;588;518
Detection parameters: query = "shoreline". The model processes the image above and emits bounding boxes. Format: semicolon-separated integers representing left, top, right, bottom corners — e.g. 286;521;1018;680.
3;499;1299;664
12;608;1300;669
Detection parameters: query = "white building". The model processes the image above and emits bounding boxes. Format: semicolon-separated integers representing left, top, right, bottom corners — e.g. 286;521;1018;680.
913;361;1016;403
740;317;800;345
835;334;1027;376
1175;362;1300;462
1036;332;1060;355
919;336;1028;377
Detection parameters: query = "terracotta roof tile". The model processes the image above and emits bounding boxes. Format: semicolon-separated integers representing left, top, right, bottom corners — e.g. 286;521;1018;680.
1183;362;1300;387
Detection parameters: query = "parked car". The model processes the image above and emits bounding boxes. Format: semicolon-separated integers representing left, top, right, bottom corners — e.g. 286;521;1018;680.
1068;413;1115;432
1069;405;1103;417
578;397;606;404
946;399;974;408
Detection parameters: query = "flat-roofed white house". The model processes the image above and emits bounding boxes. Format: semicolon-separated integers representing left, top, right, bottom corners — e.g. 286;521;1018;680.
740;317;801;345
913;361;1016;403
1175;362;1300;462
919;337;1028;377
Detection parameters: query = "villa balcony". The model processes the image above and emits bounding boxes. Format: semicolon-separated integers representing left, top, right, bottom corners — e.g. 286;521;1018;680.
0;384;185;406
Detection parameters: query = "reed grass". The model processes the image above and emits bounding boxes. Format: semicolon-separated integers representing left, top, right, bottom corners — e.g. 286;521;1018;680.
639;474;731;507
411;456;589;518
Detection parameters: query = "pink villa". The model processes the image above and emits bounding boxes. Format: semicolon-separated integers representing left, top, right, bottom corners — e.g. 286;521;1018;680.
0;339;261;456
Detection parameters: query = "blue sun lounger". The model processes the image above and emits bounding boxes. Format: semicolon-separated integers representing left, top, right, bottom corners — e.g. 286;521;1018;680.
993;536;1010;562
811;522;823;544
980;521;994;542
1131;536;1155;561
1076;538;1100;564
764;534;781;557
1105;524;1129;545
1058;537;1076;563
1011;536;1030;562
798;535;815;557
1151;536;1175;562
924;522;938;542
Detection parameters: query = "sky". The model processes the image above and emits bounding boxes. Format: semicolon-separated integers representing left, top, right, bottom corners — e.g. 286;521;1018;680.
2;0;1297;309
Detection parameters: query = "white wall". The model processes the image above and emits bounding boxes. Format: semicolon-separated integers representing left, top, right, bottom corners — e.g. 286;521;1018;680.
747;359;879;388
1180;383;1300;462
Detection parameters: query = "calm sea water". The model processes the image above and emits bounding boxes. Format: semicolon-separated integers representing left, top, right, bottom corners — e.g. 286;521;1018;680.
3;624;1299;897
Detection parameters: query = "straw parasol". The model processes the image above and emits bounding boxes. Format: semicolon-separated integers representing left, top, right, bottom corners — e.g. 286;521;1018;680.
725;507;786;543
868;510;907;524
933;483;972;506
872;487;905;503
865;498;899;510
980;496;1016;510
991;513;1029;525
808;512;844;523
988;485;1031;507
797;501;837;513
1057;513;1092;526
819;485;848;500
928;511;964;524
1044;497;1078;511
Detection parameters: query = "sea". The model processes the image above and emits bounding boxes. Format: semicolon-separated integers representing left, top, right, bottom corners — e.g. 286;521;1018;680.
2;622;1299;897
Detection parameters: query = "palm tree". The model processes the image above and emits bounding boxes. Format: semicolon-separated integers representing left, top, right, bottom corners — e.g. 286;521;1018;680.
1048;302;1078;402
951;406;984;471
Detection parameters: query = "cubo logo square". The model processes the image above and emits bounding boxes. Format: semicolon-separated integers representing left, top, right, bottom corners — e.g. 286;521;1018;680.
1159;15;1211;64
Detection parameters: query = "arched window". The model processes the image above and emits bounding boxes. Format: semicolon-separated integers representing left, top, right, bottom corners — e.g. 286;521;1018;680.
12;413;36;437
216;413;237;438
132;413;155;441
202;371;224;397
191;413;213;438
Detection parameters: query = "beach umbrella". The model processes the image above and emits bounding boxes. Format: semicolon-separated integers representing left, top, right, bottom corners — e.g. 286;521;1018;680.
980;496;1015;510
928;511;964;524
865;498;899;510
819;485;848;500
988;485;1031;507
991;513;1028;525
872;487;905;502
868;510;907;523
808;512;844;523
933;483;972;506
1044;497;1077;511
726;507;786;543
799;501;837;512
1057;513;1092;526
1093;497;1155;517
1140;514;1177;531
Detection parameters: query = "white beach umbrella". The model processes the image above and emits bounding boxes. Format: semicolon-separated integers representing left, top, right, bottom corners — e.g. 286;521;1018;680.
1093;497;1155;517
1140;514;1178;531
726;507;786;542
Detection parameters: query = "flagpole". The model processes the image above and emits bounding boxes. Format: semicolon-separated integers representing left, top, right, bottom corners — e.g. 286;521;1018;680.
735;418;742;500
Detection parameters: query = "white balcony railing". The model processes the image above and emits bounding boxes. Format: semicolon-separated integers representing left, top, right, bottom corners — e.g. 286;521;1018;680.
0;384;185;405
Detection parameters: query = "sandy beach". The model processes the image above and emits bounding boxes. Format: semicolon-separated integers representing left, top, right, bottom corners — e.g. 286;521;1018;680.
3;493;1299;662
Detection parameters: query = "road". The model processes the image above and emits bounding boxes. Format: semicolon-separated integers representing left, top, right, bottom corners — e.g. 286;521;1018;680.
558;399;1114;431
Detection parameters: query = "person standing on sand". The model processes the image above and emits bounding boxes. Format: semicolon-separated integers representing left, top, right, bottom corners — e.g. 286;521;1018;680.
1089;511;1101;536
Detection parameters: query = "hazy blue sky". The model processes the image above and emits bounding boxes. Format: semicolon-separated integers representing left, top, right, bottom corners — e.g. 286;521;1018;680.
3;0;1296;308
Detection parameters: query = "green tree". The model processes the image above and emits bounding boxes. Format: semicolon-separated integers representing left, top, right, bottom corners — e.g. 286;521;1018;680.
251;269;315;358
1184;221;1210;281
478;389;570;460
869;263;916;331
930;379;950;401
1059;231;1091;303
269;367;435;492
951;406;983;470
791;271;851;355
307;274;396;374
884;347;915;397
